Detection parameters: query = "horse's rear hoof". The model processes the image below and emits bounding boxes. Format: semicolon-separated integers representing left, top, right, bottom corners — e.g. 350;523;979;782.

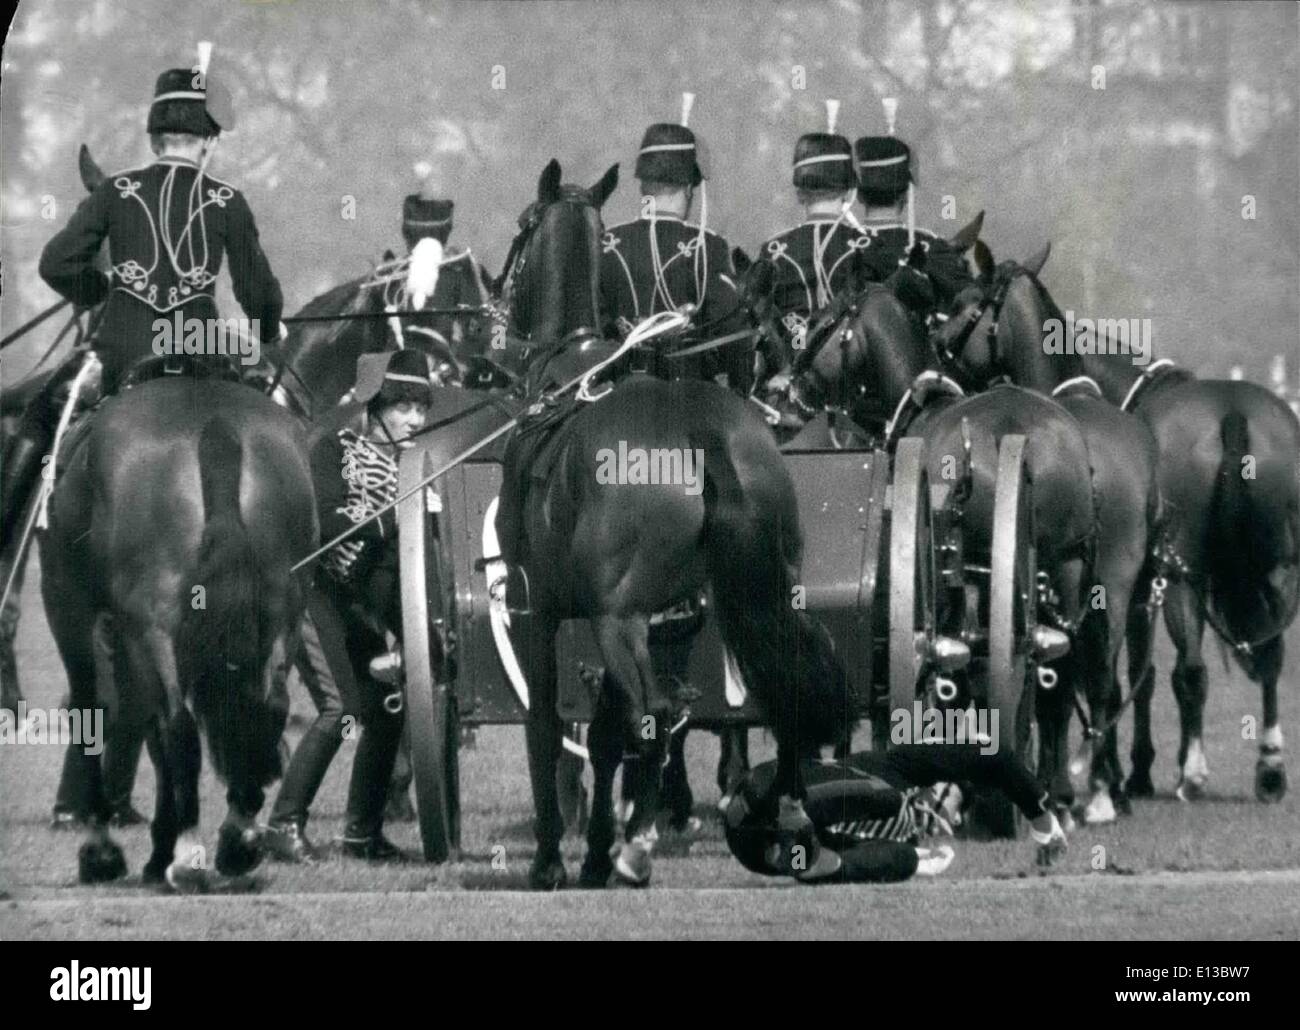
578;854;612;889
1082;791;1116;825
1124;772;1154;798
1175;776;1207;802
611;842;652;888
1255;756;1287;803
215;823;263;877
165;862;210;894
78;838;127;884
528;853;567;891
142;858;167;886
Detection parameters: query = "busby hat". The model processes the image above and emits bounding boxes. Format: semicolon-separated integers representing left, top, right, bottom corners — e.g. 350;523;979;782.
402;195;454;245
854;136;913;196
635;92;705;186
147;42;233;138
793;99;854;191
353;349;435;409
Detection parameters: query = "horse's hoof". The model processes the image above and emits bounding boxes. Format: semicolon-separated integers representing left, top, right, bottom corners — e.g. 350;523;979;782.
1255;756;1287;803
215;823;263;877
611;842;652;888
1124;772;1155;798
142;858;167;885
1082;791;1116;825
164;862;210;894
78;837;127;884
528;854;567;891
1053;805;1077;834
577;855;612;889
1175;775;1207;802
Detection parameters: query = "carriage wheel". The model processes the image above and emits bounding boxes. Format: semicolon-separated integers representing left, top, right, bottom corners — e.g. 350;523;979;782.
977;434;1037;837
398;448;460;862
888;437;936;740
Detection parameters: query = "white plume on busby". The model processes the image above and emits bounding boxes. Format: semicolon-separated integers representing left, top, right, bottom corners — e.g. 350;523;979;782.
406;236;443;310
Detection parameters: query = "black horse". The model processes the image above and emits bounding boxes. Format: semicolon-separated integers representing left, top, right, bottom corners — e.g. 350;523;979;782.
41;375;317;889
932;237;1160;824
1079;334;1300;802
495;159;852;889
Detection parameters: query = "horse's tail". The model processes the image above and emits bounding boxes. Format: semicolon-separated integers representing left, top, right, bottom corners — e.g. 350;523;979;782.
175;417;281;787
698;429;855;753
1206;410;1296;648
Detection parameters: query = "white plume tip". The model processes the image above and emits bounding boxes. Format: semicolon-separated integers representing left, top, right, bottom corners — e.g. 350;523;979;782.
825;99;840;135
413;160;433;182
680;91;696;128
407;237;444;311
883;97;898;135
196;41;213;77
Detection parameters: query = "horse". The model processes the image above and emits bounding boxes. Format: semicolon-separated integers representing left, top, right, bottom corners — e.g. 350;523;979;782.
1077;332;1300;802
768;225;1097;816
32;196;319;889
931;237;1161;824
494;158;852;889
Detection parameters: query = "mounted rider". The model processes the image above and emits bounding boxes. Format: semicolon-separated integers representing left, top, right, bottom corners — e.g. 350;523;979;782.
0;43;284;554
853;100;973;318
756;100;873;385
379;167;494;370
599;93;752;392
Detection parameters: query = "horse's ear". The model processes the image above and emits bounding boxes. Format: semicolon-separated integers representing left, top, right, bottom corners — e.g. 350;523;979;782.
538;159;562;204
381;248;395;264
732;246;752;275
948;209;984;252
79;143;105;193
965;239;995;284
590;163;619;208
1023;241;1051;277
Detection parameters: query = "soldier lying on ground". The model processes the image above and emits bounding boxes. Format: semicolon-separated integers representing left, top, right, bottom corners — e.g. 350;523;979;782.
723;741;1068;883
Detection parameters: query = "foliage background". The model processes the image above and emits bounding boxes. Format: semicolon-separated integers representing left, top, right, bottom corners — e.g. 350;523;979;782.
2;0;1295;383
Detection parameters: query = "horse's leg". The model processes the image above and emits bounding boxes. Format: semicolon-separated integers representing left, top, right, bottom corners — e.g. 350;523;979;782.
717;726;750;809
1252;635;1287;802
579;685;623;887
1082;580;1132;823
1164;583;1209;800
1037;556;1088;819
520;613;566;889
662;724;694;832
596;613;668;886
127;627;205;890
141;718;176;884
1124;575;1158;797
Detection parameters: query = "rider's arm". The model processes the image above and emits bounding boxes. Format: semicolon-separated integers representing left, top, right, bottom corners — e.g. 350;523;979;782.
38;182;113;308
224;189;284;340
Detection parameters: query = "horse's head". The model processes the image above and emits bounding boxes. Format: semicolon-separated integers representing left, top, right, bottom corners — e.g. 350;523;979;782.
500;158;619;347
786;283;932;437
932;221;1068;392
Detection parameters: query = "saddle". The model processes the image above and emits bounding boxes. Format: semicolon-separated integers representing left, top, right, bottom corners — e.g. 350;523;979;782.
119;353;246;391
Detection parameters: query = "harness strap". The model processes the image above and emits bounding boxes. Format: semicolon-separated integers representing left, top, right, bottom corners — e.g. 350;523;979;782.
1120;358;1176;412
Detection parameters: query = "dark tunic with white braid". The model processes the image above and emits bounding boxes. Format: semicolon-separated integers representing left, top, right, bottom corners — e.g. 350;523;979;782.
38;156;282;392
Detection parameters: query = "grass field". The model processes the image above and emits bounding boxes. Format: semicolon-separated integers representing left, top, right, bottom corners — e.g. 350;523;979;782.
3;554;1299;939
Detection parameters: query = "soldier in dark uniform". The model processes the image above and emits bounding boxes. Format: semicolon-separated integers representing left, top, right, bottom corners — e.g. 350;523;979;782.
599;96;752;392
853;133;973;315
383;180;494;368
724;743;1068;883
0;48;284;554
756;102;873;386
263;349;433;864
